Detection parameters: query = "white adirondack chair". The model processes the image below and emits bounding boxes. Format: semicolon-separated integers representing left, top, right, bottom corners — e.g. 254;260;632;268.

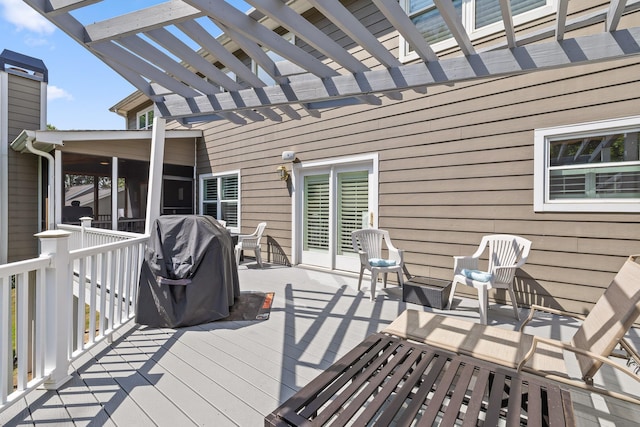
352;229;404;301
235;222;267;268
449;234;532;324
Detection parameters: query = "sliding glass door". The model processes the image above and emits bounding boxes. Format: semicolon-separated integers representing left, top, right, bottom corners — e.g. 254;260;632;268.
298;158;376;272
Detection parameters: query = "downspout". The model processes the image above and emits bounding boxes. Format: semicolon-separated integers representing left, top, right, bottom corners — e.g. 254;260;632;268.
0;71;8;263
25;136;55;230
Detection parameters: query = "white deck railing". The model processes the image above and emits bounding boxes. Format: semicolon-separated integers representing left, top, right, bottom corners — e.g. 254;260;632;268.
0;228;148;414
58;217;143;250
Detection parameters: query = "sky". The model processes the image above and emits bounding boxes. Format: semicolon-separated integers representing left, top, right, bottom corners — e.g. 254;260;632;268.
1;0;250;130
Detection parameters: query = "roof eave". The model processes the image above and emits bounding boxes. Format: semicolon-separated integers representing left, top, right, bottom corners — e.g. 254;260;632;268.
10;129;204;153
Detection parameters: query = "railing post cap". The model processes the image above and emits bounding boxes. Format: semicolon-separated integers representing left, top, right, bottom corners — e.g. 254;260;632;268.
79;216;93;220
35;230;72;238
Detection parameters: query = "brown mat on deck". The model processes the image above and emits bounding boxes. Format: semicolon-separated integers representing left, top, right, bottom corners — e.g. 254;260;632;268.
221;291;274;321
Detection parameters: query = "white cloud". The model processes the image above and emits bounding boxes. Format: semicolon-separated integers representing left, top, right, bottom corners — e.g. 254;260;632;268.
48;85;73;101
0;0;55;34
23;35;50;47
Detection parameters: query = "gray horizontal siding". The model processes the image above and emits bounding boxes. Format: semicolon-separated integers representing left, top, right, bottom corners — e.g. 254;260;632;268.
184;1;640;316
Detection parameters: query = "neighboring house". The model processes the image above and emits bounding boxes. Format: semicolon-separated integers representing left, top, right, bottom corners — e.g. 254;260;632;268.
0;50;47;263
20;1;640;315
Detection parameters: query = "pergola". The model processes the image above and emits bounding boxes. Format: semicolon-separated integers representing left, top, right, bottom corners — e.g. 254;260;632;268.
23;0;640;125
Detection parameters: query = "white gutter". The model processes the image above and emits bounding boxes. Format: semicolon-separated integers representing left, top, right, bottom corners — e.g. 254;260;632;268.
25;136;55;230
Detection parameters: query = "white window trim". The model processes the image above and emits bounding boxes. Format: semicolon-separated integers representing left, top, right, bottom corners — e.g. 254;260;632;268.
291;153;379;265
534;115;640;212
136;106;154;130
399;0;557;63
199;170;241;232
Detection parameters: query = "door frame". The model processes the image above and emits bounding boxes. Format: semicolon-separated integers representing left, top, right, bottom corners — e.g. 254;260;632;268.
291;153;379;268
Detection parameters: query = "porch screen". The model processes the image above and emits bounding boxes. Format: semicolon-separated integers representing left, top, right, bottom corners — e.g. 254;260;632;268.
304;175;329;252
337;171;368;256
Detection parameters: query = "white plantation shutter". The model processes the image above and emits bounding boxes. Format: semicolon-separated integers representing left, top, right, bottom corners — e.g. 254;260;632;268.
221;175;238;226
201;173;239;227
474;0;546;28
202;178;218;216
410;0;462;45
304;175;330;251
407;0;547;46
337;171;369;255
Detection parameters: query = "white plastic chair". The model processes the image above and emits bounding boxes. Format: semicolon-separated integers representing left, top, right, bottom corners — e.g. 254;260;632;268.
235;222;267;268
449;234;532;324
352;229;404;301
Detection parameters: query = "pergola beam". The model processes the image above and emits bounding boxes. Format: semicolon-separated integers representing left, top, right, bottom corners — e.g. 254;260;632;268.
85;0;203;43
499;0;516;48
607;0;628;31
45;0;101;16
216;22;283;84
92;41;202;98
158;27;640;119
306;0;402;68
145;27;244;91
372;0;439;62
243;0;369;74
21;0;640;125
433;0;475;55
555;0;569;40
184;0;338;79
176;20;267;88
117;35;221;96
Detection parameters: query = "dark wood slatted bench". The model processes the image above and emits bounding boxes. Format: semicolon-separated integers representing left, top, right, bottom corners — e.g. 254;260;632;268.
265;333;575;426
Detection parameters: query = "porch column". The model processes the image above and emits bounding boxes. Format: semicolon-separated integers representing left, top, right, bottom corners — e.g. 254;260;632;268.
145;117;166;234
36;229;72;389
54;149;63;227
111;157;118;230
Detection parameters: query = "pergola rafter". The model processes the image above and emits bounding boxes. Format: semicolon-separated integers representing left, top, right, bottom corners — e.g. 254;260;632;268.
21;0;640;124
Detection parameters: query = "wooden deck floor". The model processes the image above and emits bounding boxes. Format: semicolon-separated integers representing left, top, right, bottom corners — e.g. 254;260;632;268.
1;264;639;426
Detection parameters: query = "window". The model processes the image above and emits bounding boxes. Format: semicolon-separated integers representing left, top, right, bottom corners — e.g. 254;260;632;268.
336;171;369;256
200;172;240;230
401;0;553;61
534;116;640;212
294;153;378;270
303;174;330;252
136;107;154;130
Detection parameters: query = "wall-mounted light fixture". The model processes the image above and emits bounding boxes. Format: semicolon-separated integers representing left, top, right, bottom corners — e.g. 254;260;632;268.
276;165;289;181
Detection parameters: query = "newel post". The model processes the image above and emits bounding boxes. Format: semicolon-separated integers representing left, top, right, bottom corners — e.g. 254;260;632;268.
80;216;92;248
36;229;72;389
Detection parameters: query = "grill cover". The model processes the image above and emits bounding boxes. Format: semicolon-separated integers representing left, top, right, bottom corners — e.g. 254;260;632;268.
135;215;240;327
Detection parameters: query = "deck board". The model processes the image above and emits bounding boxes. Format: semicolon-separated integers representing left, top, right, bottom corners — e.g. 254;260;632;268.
1;265;639;426
24;389;73;426
56;373;116;427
